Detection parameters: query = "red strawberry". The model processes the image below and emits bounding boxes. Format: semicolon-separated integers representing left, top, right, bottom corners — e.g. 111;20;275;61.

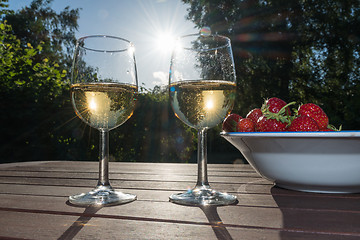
222;113;242;132
263;97;291;115
256;116;287;132
255;97;294;132
298;103;329;129
246;108;263;124
237;118;255;132
287;115;320;132
320;128;335;132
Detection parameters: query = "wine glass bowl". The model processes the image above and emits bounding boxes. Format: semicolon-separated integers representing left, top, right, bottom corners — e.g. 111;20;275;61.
71;82;137;130
69;35;138;206
169;34;237;206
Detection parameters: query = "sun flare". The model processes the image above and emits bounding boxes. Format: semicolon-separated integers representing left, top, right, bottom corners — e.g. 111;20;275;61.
89;99;97;111
156;32;176;54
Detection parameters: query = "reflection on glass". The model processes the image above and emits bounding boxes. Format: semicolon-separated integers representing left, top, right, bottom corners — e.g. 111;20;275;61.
69;35;138;207
169;33;237;206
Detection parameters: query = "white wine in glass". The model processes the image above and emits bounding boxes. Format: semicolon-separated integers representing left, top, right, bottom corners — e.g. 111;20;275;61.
71;83;137;130
69;35;138;206
169;33;237;206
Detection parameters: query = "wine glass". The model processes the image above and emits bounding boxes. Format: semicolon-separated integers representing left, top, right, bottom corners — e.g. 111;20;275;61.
169;33;237;206
69;35;138;206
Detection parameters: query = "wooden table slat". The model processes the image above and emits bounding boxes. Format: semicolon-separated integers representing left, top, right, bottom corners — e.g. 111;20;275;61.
1;161;359;240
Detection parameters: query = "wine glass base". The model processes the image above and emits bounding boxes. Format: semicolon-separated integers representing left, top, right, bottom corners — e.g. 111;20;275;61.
169;186;237;206
69;185;136;207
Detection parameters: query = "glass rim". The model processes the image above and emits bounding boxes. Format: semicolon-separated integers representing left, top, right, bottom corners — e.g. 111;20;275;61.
177;33;231;51
77;35;133;53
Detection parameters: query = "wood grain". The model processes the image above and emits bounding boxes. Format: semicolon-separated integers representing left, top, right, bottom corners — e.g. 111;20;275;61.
0;161;360;240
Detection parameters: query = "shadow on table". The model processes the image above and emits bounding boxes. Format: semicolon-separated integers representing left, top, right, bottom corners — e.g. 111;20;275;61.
200;202;238;240
271;186;360;239
58;201;102;240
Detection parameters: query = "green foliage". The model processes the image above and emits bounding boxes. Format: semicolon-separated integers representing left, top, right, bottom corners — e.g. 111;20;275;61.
182;0;360;130
0;0;13;16
5;0;359;164
0;20;64;161
289;0;360;128
0;22;66;95
0;0;85;162
110;87;197;163
3;0;79;73
0;0;236;163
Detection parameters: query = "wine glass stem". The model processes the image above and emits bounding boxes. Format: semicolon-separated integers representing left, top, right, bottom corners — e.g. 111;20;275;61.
98;130;111;187
196;128;210;188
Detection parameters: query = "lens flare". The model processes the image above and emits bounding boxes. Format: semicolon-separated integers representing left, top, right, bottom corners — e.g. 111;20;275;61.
89;99;97;110
200;26;211;37
157;32;176;53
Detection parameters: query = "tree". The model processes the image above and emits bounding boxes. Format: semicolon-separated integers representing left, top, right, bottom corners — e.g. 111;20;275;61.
183;0;295;110
4;0;79;71
0;0;241;163
182;0;360;129
0;0;82;162
0;0;12;16
109;86;197;163
290;0;360;128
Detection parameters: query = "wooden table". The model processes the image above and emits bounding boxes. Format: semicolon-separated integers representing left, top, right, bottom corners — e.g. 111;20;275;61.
0;161;360;240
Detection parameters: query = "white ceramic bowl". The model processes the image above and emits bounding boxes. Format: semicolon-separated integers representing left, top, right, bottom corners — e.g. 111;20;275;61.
221;131;360;193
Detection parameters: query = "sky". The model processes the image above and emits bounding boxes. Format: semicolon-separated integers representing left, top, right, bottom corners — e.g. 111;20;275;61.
8;0;197;90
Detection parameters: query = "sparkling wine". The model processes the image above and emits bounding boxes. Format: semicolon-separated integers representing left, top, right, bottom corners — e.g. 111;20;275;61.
71;83;137;130
169;80;236;129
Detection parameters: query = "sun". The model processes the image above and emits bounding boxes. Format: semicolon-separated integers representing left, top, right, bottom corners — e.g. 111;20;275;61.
156;32;176;54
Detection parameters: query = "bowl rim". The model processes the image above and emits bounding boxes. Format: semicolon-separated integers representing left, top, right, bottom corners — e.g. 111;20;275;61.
220;130;360;138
